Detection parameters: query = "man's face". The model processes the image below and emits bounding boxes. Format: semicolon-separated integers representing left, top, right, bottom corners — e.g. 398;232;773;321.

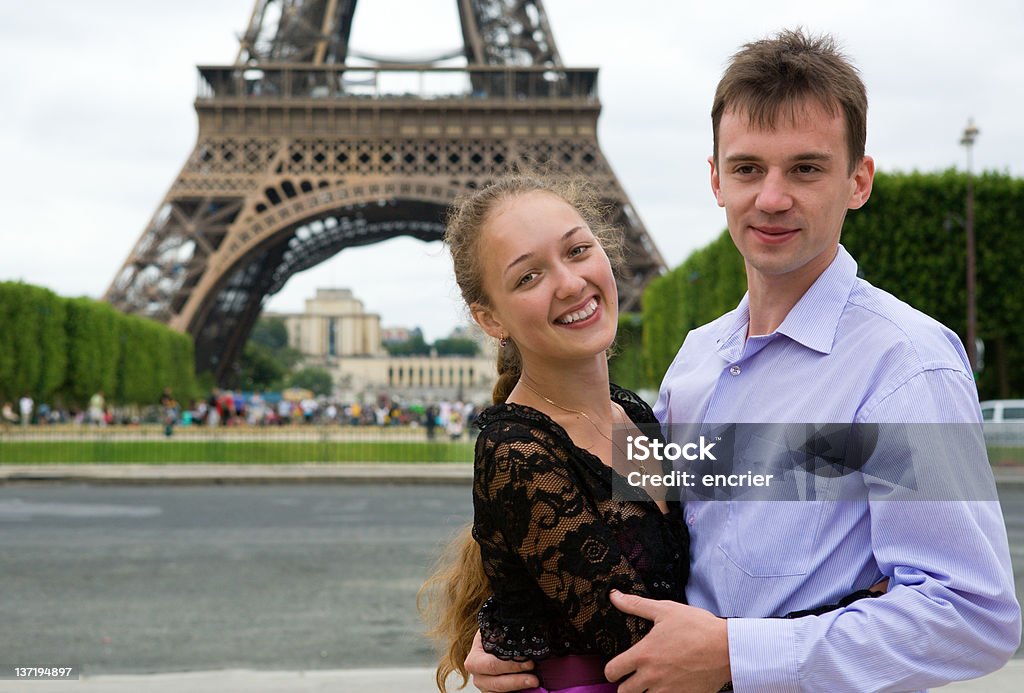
710;99;874;290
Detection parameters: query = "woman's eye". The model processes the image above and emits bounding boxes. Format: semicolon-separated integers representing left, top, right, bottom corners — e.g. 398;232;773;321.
569;244;591;257
516;272;537;287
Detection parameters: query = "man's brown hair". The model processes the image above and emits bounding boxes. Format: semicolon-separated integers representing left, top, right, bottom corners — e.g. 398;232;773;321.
712;28;867;174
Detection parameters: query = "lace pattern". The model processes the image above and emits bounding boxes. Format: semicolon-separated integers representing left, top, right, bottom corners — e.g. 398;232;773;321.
473;385;689;660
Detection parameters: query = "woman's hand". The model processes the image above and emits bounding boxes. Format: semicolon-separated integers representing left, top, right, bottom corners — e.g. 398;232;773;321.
464;630;538;693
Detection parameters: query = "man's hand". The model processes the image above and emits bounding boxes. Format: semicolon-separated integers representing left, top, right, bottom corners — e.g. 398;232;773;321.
464;630;538;693
605;590;731;693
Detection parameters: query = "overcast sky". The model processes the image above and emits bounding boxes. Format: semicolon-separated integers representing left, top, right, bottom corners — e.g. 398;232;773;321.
2;0;1022;341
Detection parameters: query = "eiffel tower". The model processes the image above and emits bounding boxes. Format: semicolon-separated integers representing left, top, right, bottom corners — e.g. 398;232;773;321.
105;0;666;383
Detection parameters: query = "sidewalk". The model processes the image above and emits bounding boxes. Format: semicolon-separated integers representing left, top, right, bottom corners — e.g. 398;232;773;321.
0;668;437;692
1;662;1021;692
0;462;473;485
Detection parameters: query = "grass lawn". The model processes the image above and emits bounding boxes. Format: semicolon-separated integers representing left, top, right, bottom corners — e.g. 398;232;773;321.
989;447;1024;466
0;440;475;464
3;437;1020;467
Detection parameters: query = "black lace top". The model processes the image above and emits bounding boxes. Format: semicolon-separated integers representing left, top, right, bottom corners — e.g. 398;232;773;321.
472;385;690;661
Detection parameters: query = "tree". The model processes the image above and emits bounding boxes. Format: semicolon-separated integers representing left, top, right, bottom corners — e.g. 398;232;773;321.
384;333;431;356
236;342;287;392
288;367;334;396
250;317;289;351
235;317;302;388
433;337;480;356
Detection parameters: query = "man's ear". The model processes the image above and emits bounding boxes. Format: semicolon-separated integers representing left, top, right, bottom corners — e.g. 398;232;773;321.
470;302;504;340
848;155;875;210
709;155;725;208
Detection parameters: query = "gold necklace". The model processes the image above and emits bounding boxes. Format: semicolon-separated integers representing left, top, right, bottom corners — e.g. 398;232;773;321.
518;377;644;473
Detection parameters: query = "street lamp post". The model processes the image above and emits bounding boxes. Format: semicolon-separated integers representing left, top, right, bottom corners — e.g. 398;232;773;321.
960;119;979;376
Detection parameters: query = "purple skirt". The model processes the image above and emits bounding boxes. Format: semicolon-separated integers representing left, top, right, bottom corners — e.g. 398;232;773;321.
519;654;617;693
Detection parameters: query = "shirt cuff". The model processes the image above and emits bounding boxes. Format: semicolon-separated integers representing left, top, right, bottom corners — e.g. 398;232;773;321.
727;617;801;692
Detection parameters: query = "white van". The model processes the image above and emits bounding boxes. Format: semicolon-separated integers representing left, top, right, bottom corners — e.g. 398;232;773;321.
981;400;1024;446
980;400;1024;423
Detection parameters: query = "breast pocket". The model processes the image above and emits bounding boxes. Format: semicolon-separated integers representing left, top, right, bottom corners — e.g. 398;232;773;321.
716;429;828;577
720;500;826;577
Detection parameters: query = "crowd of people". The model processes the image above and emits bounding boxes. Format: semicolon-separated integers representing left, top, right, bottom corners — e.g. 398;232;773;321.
2;390;116;427
188;388;478;437
2;387;481;441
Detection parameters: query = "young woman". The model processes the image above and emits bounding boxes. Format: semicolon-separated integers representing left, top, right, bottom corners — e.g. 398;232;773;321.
420;175;689;693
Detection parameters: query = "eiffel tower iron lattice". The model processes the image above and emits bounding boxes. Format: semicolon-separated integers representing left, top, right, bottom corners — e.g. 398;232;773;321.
105;0;666;383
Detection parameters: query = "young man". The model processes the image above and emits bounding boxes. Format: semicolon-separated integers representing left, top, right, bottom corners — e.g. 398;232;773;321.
465;29;1019;692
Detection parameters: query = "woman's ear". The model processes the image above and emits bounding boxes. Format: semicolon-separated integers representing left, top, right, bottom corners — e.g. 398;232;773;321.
470;302;504;340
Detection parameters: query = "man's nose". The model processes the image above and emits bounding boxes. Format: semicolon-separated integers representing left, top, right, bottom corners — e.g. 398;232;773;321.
755;169;793;214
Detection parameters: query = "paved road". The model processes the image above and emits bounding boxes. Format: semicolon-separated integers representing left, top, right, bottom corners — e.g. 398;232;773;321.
1;481;1022;684
0;484;473;675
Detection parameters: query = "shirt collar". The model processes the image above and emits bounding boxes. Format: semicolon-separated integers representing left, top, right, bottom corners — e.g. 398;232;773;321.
716;245;859;357
716;294;751;359
777;245;858;354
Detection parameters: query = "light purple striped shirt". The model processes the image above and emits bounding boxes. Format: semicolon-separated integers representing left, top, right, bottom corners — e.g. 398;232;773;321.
654;245;1020;691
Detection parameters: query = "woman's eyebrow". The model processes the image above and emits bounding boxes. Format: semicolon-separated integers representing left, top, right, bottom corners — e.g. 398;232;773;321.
504;227;584;274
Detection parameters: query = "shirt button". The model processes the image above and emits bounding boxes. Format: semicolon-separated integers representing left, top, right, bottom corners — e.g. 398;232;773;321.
687;516;696;526
729;365;742;376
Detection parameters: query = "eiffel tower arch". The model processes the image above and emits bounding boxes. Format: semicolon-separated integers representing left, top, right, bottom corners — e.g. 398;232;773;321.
105;0;666;383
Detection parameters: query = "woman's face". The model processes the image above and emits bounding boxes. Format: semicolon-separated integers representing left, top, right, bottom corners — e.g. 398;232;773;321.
471;190;618;366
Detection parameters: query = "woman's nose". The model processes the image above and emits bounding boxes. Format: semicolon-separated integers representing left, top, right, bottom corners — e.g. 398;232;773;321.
553;263;587;299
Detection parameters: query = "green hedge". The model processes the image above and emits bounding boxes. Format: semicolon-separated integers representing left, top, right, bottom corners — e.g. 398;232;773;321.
843;170;1024;399
608;313;652;390
0;282;198;407
641;232;746;386
640;169;1024;400
0;283;67;403
65;297;122;405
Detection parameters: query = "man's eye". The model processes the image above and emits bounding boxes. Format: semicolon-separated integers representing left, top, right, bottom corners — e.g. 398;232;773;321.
734;165;758;175
795;164;820;174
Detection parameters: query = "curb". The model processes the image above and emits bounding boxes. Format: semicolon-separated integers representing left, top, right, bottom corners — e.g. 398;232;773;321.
994;469;1024;488
0;463;473;486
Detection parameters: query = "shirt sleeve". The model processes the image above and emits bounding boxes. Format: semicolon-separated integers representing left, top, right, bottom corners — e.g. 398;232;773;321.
727;367;1021;692
473;424;656;657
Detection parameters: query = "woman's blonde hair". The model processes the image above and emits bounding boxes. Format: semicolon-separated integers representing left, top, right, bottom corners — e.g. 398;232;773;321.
417;525;491;691
443;173;624;405
419;174;623;691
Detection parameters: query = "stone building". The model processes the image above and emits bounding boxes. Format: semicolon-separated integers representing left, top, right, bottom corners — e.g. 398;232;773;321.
277;289;384;358
267;288;496;403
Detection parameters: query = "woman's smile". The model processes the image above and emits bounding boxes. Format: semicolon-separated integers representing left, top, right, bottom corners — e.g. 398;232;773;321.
554;296;600;326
